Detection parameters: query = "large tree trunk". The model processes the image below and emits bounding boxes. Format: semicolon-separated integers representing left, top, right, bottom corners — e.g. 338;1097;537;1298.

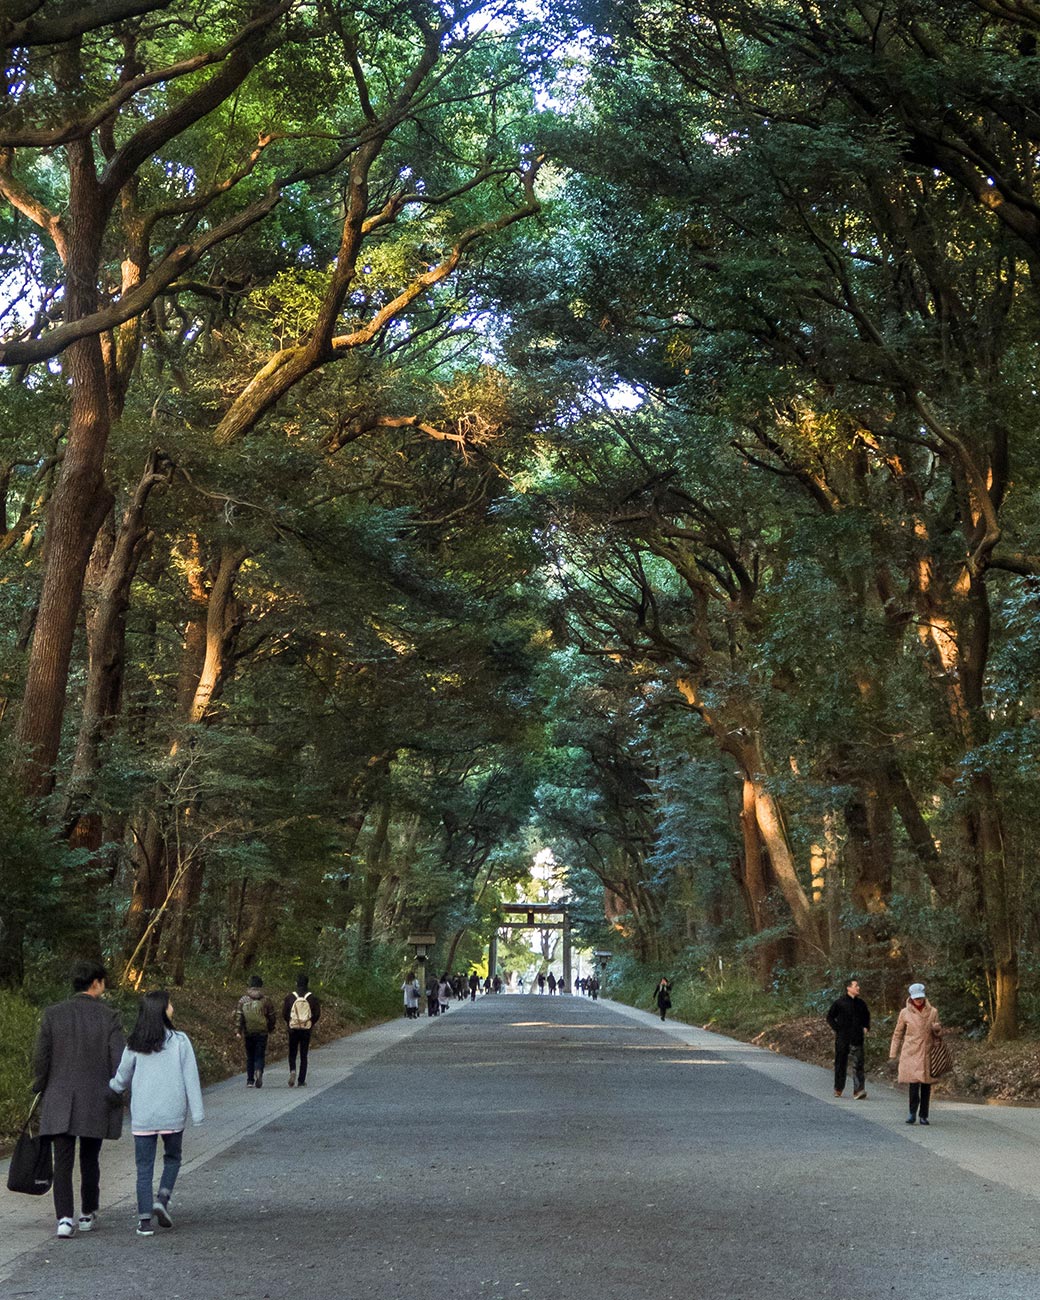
161;544;248;981
358;799;391;965
912;540;1017;1037
16;142;113;799
63;451;171;843
676;677;821;959
125;542;247;981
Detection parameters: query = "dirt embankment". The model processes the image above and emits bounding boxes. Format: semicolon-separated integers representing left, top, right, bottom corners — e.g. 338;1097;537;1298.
733;1015;1040;1105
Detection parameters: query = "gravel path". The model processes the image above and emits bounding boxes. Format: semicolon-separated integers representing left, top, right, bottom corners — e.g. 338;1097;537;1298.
2;995;1037;1299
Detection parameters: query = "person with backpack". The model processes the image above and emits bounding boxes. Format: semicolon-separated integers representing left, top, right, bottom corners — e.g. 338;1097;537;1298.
109;990;204;1237
234;975;275;1088
282;975;321;1087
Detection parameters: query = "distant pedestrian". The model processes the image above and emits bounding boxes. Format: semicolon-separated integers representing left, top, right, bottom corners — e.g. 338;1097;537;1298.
517;975;525;993
402;972;421;1018
235;975;275;1088
32;960;125;1239
537;972;546;995
826;977;870;1099
890;982;944;1125
283;975;321;1087
575;976;581;994
589;975;599;1001
469;972;479;1001
439;975;452;1013
547;972;557;995
427;973;440;1016
492;974;502;994
109;990;204;1237
653;977;672;1021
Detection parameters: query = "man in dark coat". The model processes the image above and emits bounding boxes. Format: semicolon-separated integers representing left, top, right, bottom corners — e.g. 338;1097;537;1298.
32;959;126;1238
826;977;871;1099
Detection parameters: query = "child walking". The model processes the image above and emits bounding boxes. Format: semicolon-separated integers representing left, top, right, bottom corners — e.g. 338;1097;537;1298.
109;990;204;1236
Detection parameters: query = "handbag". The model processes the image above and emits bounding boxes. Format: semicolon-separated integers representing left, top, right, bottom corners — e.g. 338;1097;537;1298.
6;1095;53;1196
929;1035;953;1079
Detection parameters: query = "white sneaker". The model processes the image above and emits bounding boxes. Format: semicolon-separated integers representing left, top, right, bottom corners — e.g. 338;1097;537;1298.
56;1218;75;1238
78;1213;97;1232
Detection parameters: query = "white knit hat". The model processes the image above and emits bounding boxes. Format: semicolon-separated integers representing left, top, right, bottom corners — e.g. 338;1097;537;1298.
908;982;926;1000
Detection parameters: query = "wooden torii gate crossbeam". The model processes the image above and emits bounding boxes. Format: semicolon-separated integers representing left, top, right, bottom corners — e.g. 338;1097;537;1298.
489;902;572;990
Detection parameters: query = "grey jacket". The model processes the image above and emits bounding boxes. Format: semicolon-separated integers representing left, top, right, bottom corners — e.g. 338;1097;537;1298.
33;993;126;1139
110;1030;205;1132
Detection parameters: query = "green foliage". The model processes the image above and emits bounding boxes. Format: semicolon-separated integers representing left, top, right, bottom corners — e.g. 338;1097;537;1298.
0;989;39;1148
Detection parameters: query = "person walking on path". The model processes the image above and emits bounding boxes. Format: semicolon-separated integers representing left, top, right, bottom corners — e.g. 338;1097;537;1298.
108;990;204;1237
827;977;871;1099
402;973;421;1018
653;977;673;1022
547;972;557;995
469;972;480;1001
890;982;943;1125
234;975;275;1088
283;975;321;1087
31;959;126;1239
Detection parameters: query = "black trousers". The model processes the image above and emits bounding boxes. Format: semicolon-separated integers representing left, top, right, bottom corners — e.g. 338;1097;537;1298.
51;1133;103;1221
834;1038;865;1093
244;1032;268;1082
288;1028;312;1083
909;1082;932;1119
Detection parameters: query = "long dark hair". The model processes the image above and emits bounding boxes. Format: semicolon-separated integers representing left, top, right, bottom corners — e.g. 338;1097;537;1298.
127;990;174;1055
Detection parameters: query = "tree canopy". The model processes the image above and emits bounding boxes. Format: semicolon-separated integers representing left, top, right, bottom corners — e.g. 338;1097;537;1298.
3;0;1040;1040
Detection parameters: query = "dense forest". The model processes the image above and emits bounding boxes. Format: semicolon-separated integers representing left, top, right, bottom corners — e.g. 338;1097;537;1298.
2;0;1040;1041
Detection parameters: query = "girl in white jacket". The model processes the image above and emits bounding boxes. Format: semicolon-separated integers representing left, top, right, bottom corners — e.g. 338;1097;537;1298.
110;990;204;1236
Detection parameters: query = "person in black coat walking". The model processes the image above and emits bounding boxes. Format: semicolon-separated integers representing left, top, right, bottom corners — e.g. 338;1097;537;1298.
653;977;673;1021
32;960;126;1238
826;977;871;1099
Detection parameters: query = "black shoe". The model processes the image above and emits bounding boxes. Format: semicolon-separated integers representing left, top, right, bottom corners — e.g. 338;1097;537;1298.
137;1219;154;1237
153;1196;173;1229
297;1080;306;1087
255;1070;263;1089
919;1117;930;1125
906;1115;916;1124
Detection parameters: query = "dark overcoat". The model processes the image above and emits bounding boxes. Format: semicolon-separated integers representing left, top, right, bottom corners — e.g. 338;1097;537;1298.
32;993;126;1139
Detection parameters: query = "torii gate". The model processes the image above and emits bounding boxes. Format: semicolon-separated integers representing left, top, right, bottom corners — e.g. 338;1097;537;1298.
489;902;572;991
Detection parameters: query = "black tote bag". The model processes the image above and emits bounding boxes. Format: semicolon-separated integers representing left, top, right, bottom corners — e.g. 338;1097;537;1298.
6;1096;53;1196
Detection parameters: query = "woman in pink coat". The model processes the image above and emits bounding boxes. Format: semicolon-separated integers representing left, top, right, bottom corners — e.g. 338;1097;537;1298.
889;982;942;1125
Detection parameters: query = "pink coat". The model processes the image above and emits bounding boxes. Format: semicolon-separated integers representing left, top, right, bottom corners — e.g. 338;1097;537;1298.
889;998;942;1084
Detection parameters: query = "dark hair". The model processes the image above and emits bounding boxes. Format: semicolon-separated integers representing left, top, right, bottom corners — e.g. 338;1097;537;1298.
845;977;859;990
71;960;108;992
127;990;174;1054
248;974;263;988
295;974;309;994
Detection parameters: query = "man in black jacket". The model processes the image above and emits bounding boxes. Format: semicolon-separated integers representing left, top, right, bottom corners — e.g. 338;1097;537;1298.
826;978;871;1099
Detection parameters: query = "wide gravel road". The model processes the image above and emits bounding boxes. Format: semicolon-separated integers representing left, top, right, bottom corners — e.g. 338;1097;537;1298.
2;994;1036;1299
